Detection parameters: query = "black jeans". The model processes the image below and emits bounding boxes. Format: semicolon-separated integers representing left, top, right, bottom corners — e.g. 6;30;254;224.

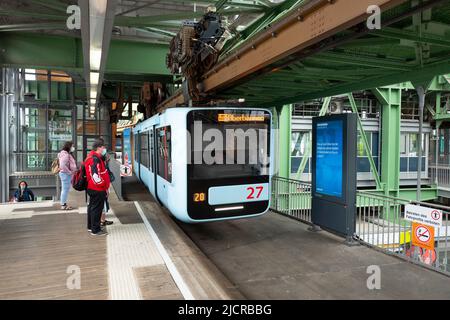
87;189;107;233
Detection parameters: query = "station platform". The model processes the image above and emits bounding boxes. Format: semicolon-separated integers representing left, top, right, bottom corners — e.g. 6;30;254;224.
1;178;450;300
0;181;241;300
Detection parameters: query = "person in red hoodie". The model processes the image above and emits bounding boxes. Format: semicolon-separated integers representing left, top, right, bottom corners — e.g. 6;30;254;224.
85;138;110;236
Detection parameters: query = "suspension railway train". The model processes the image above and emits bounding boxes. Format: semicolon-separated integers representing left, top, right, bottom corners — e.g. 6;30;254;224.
132;107;273;223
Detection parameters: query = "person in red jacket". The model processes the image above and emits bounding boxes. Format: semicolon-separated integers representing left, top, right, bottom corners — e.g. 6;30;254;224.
85;138;111;236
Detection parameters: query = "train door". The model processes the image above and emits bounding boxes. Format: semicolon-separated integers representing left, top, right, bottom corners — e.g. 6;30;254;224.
135;131;141;179
155;126;172;206
149;128;156;195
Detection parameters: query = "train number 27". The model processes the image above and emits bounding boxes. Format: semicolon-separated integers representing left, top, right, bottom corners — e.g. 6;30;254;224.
246;186;264;200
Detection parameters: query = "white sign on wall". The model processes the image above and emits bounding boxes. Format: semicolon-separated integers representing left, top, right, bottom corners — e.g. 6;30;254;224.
404;204;442;227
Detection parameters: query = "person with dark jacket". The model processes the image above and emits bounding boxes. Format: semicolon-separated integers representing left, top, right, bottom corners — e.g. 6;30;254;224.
85;139;111;236
14;181;35;202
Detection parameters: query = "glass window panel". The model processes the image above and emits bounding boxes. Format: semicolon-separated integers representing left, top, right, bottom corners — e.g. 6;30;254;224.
408;133;425;156
291;131;309;157
409;134;418;156
409;157;418;171
371;132;379;156
77;104;84;120
357;157;371;172
290;158;310;174
357;132;370;157
373;156;379;172
400;133;407;155
48;109;73;153
291;157;301;174
400;157;408;172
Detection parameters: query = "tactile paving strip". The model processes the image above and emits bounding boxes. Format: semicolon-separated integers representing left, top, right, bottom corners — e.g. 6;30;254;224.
106;218;165;300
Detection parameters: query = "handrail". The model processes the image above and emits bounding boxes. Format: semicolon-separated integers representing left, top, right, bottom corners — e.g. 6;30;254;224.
358;190;450;211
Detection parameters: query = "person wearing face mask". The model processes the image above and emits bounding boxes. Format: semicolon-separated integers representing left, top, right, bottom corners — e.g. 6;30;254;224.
58;141;77;210
14;181;35;202
85;138;111;236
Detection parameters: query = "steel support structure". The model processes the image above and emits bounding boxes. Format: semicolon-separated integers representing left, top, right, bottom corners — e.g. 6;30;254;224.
276;104;292;179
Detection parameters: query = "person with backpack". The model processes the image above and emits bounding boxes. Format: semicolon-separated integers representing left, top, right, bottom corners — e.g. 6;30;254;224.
13;181;35;202
58;141;77;210
85;138;111;236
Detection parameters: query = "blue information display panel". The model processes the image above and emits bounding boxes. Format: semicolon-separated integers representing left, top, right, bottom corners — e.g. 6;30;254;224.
311;114;357;239
315;120;343;198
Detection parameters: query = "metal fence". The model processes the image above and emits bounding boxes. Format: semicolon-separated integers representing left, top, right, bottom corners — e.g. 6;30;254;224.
355;191;450;275
429;165;450;188
271;176;312;224
270;176;450;276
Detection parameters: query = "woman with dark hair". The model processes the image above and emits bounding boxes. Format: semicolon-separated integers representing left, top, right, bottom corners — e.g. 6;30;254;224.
14;181;35;202
58;141;77;210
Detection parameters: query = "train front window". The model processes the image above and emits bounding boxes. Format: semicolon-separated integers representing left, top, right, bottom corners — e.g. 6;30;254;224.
187;110;270;180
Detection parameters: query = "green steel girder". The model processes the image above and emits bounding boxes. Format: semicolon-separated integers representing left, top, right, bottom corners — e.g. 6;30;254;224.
138;27;176;38
373;86;402;197
29;0;67;13
0;23;65;32
348;93;383;190
276;105;292;179
362;188;438;202
166;0;270;9
309;51;413;71
372;27;450;49
261;59;450;106
222;0;304;53
114;8;265;28
294;97;331;180
0;32;170;76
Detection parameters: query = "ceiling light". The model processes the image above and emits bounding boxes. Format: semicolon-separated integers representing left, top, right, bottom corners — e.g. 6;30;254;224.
90;48;102;71
90;72;99;86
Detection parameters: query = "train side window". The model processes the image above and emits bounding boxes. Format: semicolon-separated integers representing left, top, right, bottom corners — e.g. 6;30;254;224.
156;126;172;182
135;133;140;163
140;131;149;168
149;129;154;172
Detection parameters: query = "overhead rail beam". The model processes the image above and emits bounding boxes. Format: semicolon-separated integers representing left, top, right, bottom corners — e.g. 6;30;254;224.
157;0;449;110
157;0;407;110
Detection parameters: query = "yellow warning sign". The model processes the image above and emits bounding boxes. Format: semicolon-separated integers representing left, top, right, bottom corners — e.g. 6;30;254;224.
411;222;435;251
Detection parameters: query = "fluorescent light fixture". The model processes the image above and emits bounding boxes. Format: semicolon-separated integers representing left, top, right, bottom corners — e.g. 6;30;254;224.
89;0;107;71
90;72;100;86
90;89;97;99
90;48;102;71
214;206;244;212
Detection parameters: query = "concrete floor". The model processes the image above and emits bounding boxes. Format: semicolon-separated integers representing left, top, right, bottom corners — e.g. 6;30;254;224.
178;212;450;300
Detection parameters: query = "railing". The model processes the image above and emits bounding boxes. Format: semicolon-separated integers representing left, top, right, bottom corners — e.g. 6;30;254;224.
271;176;312;224
355;191;450;275
271;176;450;276
429;165;450;189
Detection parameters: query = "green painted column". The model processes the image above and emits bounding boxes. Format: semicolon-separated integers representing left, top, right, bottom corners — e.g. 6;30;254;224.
373;86;402;197
276;104;292;179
